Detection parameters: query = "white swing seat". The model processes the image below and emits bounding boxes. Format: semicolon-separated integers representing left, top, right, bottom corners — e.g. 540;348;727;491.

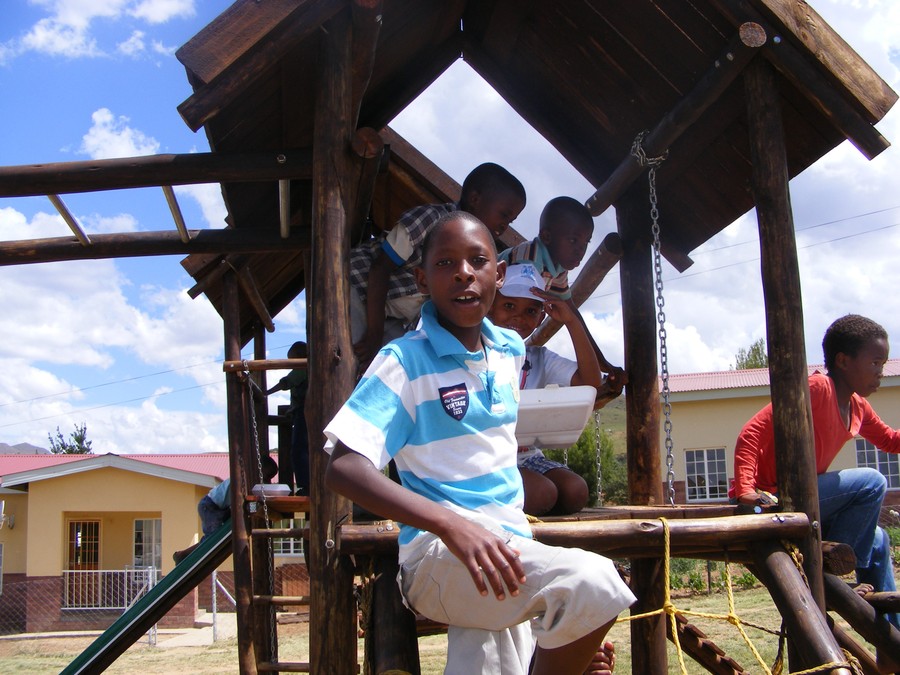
515;385;597;449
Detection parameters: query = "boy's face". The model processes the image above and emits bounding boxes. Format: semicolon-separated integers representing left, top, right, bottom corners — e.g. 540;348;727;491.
415;218;505;346
488;293;544;340
540;215;592;270
466;188;525;239
834;336;889;398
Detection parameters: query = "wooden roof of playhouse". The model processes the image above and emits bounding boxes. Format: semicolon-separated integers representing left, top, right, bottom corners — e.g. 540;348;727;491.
0;1;895;343
172;0;894;342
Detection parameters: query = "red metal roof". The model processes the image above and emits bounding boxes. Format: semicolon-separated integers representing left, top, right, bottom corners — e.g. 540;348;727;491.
0;452;231;482
666;359;900;394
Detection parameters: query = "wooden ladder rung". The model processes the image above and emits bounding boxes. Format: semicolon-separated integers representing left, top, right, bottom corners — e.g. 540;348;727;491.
257;661;310;672
253;594;310;606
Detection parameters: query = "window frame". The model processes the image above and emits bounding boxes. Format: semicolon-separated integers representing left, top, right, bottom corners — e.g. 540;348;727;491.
684;447;729;503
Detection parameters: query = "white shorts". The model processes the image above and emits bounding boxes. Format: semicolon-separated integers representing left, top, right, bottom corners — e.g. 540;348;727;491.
398;530;635;674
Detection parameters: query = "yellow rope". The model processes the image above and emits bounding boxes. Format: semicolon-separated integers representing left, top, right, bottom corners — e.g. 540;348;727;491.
614;518;858;675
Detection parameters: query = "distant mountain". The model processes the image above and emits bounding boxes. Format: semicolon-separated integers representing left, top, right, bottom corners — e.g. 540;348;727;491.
0;442;50;455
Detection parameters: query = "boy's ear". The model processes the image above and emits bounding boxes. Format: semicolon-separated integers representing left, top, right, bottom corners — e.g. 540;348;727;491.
495;259;507;291
538;228;552;246
414;266;430;296
833;351;850;371
465;189;482;211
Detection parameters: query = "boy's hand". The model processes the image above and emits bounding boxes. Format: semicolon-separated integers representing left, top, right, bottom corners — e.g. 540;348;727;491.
532;287;578;325
439;517;526;600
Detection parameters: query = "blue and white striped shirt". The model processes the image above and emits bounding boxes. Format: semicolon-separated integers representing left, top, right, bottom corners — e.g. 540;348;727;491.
324;301;530;560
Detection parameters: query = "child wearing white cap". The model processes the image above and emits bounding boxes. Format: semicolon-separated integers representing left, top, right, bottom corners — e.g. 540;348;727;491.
489;263;603;516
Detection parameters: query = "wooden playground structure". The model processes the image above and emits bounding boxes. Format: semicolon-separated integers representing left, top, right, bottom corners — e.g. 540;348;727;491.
1;1;899;672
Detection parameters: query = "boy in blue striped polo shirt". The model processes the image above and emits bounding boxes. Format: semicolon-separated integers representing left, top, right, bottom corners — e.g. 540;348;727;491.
325;212;634;674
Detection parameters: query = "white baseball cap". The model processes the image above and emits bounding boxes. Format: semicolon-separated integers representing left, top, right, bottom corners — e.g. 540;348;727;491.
499;263;542;300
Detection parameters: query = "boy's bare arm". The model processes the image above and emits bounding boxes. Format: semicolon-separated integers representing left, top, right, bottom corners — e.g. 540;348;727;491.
535;289;602;390
326;442;526;599
563;297;627;392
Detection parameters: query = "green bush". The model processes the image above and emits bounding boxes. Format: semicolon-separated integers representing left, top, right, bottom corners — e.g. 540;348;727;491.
544;420;627;506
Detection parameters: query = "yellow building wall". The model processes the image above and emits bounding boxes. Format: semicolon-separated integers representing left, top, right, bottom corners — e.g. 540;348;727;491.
25;467;223;577
660;380;900;500
0;491;30;574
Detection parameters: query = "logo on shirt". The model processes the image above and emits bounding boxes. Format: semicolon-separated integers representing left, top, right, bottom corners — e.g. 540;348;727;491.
439;383;469;421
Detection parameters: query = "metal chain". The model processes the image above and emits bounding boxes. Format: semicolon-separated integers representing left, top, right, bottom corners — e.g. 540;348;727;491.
593;409;603;506
242;367;277;660
631;131;676;505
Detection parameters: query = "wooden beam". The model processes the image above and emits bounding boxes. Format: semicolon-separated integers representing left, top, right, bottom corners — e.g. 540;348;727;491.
177;0;345;131
585;24;766;218
350;0;383;129
750;541;851;673
708;0;892;159
823;572;900;669
336;513;811;556
745;57;824;608
828;620;881;675
308;10;357;674
0;149;313;197
348;127;385;240
0;229;310;267
528;232;622;347
749;0;897;122
234;265;275;333
278;180;291;238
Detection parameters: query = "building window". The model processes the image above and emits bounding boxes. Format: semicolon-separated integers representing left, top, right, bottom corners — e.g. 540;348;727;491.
685;448;728;502
134;519;162;569
272;518;304;556
856;438;900;488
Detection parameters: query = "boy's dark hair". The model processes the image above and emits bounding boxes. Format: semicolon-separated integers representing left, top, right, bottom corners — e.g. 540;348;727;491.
539;196;592;233
420;211;493;264
822;314;888;370
287;341;307;359
460;163;526;207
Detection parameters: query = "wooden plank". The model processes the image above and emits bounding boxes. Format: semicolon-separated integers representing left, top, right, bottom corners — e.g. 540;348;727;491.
0;149;313;198
754;0;897;121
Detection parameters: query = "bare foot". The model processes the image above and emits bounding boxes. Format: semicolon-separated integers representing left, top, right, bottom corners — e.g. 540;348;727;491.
853;582;874;597
584;641;615;675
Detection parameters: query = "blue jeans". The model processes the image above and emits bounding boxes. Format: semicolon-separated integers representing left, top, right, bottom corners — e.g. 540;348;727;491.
818;468;899;628
198;494;230;539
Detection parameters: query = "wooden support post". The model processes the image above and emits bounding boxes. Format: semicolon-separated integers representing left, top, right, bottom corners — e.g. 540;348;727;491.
828;618;882;675
223;270;258;674
617;186;667;674
745;57;824;612
370;556;420;674
750;541;851;674
308;9;358;674
823;572;900;671
528;232;622;347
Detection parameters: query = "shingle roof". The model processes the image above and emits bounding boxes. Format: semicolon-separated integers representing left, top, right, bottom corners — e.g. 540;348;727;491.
0;452;232;484
666;359;900;394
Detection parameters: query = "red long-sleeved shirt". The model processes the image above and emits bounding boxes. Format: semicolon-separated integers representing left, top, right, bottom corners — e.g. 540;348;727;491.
731;372;900;498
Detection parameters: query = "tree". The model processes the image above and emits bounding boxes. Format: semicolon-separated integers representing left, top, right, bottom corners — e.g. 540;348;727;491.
733;337;768;370
48;423;93;454
545;420;627;506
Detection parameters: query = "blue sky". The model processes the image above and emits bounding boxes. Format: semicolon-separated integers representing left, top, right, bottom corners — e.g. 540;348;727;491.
0;0;899;455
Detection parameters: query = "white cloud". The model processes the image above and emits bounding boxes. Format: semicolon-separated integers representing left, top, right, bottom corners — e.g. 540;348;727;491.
116;30;145;57
174;183;228;228
20;17;102;58
129;0;196;25
79;108;160;159
81;212;139;234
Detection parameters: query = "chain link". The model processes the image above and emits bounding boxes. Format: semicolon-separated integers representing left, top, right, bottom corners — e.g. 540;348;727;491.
242;368;277;660
593;409;603;506
631;132;675;505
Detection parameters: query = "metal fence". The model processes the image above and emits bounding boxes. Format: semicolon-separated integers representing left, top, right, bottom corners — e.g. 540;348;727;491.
62;567;157;611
